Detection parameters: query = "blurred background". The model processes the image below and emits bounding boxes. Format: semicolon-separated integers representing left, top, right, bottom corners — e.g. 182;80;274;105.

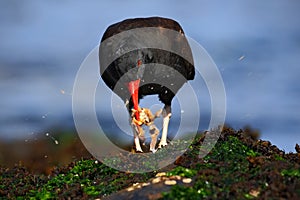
0;0;299;172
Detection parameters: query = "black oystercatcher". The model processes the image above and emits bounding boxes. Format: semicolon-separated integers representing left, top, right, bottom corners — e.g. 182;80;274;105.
99;17;195;152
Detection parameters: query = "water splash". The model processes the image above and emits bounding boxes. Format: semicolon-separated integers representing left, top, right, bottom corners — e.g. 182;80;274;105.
45;132;59;145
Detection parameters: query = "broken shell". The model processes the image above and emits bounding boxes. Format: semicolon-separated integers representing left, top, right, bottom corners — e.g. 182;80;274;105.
164;180;177;185
152;177;162;184
155;172;166;177
182;178;192;184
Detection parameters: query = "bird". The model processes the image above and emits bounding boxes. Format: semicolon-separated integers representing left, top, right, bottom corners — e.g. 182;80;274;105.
99;17;195;153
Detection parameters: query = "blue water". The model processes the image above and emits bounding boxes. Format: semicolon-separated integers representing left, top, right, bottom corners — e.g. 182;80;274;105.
0;1;299;152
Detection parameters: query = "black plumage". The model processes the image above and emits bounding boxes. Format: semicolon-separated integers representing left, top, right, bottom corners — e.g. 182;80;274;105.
99;17;195;152
99;17;194;109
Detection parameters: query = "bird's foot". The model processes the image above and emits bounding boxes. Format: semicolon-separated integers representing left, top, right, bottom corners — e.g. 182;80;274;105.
150;147;157;153
158;141;168;148
135;146;143;153
134;137;143;152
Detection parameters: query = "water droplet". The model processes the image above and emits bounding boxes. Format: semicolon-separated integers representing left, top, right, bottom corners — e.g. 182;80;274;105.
238;55;245;61
46;132;59;145
60;89;72;96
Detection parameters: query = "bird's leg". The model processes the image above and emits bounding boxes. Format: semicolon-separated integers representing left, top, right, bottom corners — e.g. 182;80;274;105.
149;124;159;153
139;125;146;146
158;105;171;148
131;122;144;152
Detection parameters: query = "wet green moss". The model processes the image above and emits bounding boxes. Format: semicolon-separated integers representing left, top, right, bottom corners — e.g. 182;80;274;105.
162;135;260;199
28;159;154;198
281;168;300;178
161;133;290;199
166;166;197;178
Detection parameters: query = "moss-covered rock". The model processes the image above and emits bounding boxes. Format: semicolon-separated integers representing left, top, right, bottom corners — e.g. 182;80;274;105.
1;127;299;199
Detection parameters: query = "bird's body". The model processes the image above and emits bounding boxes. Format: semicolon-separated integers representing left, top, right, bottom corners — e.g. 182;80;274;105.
99;17;195;152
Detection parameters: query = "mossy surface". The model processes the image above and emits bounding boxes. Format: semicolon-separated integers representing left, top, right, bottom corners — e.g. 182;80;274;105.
1;127;299;199
162;128;300;199
26;160;155;199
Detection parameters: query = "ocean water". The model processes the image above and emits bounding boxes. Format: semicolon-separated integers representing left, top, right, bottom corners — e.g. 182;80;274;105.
0;1;299;152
